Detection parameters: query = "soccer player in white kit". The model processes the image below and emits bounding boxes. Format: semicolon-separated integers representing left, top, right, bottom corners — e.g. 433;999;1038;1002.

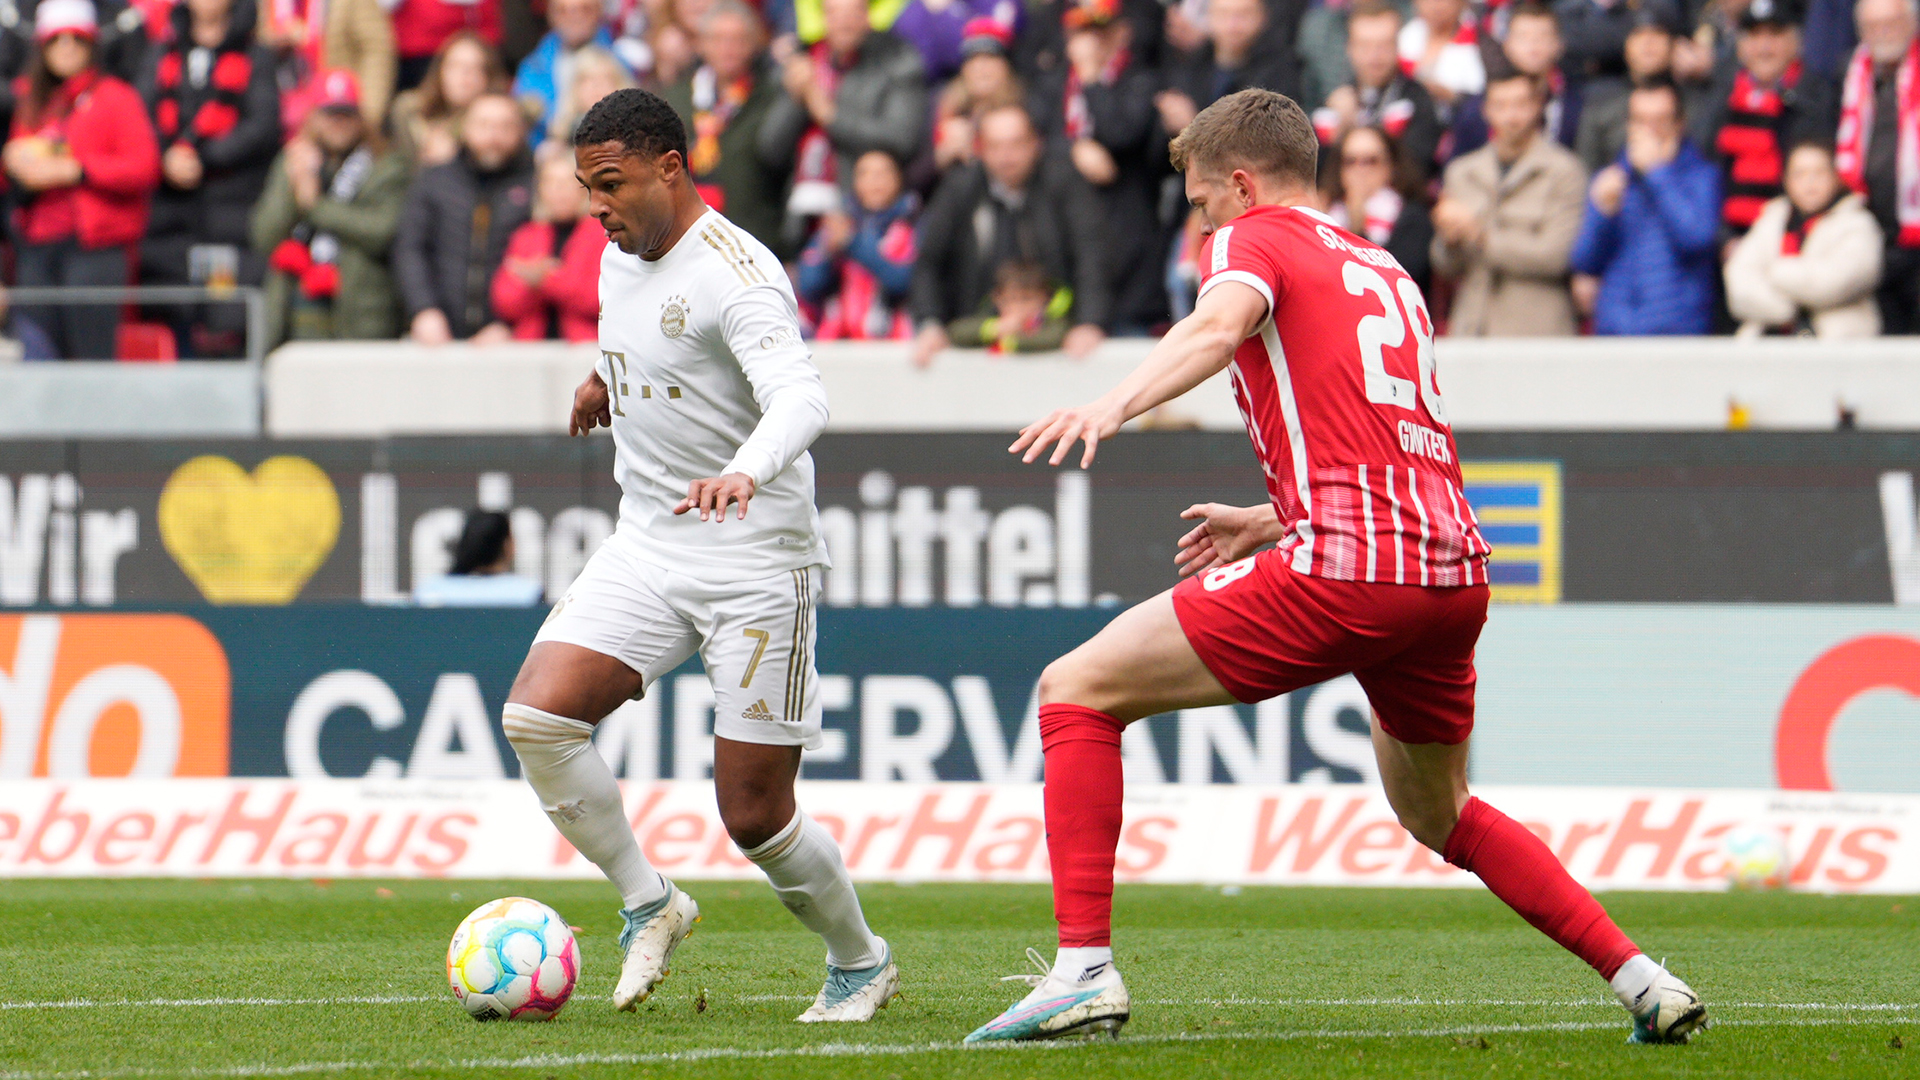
500;89;899;1023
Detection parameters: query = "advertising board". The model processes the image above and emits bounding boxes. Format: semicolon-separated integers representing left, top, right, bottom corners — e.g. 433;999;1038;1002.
5;430;1917;608
5;605;1919;792
1;779;1908;893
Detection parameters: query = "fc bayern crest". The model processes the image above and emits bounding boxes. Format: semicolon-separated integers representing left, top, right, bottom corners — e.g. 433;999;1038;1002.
660;296;689;338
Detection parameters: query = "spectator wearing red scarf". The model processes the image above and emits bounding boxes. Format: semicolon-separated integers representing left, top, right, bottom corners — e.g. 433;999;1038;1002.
140;0;282;354
1698;0;1837;239
759;0;926;240
1032;0;1162;329
797;148;917;339
3;0;159;358
1308;2;1442;184
252;70;410;345
662;1;785;252
1727;140;1884;336
1838;0;1920;332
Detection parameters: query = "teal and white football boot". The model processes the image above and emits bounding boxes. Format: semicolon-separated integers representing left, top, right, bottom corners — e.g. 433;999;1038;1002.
1617;958;1707;1044
964;948;1130;1043
796;940;900;1022
613;885;700;1011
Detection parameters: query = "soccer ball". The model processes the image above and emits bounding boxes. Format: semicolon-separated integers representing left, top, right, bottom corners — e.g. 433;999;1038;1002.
446;897;580;1021
1719;825;1790;890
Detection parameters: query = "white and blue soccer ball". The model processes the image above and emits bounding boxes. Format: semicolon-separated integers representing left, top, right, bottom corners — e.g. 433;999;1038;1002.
446;897;580;1021
1719;825;1790;891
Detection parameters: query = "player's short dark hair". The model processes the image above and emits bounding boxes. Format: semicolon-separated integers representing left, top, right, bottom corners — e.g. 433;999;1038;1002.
1168;88;1319;188
573;87;689;162
450;511;512;575
1629;73;1686;120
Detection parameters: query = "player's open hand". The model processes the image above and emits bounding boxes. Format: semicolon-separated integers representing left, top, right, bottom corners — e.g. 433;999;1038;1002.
675;473;756;521
1009;402;1124;468
570;371;612;436
1175;502;1279;576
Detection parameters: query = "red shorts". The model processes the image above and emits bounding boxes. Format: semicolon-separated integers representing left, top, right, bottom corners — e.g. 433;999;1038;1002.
1171;548;1490;745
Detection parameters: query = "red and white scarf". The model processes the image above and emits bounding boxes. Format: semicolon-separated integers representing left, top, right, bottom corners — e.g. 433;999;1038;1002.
1329;186;1403;246
786;42;845;217
1062;46;1130;141
1836;38;1920;247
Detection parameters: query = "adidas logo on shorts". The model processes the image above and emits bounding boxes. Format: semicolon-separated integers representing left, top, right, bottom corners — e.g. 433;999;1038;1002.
741;699;776;722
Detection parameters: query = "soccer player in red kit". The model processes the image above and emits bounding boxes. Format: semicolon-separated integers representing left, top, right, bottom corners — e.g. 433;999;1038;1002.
964;88;1707;1046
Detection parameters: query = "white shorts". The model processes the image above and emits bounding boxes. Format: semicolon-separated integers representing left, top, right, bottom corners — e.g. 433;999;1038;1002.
534;537;823;748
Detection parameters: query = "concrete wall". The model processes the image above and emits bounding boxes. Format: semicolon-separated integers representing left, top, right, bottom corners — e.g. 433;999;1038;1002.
6;337;1917;439
0;361;259;438
265;337;1920;437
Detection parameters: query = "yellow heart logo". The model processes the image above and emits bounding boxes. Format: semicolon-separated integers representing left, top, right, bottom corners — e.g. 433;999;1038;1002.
157;455;341;604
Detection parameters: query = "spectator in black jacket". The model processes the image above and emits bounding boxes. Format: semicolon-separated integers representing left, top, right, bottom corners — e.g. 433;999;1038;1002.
758;0;926;233
1697;0;1837;239
1156;0;1300;145
138;0;281;355
1574;0;1682;172
394;90;533;343
1015;0;1165;80
1309;0;1443;182
1556;0;1635;89
909;102;1109;364
1032;0;1165;329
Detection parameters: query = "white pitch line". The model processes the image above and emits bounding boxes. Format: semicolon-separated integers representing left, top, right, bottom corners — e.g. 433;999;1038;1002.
0;995;442;1011
6;993;1917;1013
1136;998;1920;1011
0;1013;1912;1080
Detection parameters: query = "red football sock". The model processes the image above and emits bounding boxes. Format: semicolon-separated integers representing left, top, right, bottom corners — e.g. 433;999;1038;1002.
1444;796;1641;980
1039;703;1127;948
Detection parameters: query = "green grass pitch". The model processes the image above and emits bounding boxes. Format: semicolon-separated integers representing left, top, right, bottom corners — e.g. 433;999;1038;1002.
0;879;1914;1079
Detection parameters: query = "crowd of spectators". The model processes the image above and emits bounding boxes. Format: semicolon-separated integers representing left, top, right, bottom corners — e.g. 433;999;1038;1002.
0;0;1912;358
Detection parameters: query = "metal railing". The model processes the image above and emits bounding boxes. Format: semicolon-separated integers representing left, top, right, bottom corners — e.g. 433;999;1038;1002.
3;284;268;370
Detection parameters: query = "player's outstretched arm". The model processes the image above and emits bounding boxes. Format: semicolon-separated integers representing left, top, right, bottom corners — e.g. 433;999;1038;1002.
1010;280;1269;469
1174;502;1284;576
569;370;612;436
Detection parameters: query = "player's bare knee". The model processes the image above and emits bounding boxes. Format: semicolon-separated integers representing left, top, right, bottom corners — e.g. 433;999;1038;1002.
719;802;787;852
1395;806;1458;853
1037;653;1110;708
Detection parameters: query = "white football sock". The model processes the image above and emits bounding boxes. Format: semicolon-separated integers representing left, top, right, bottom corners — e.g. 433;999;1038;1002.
1610;953;1659;1010
741;810;884;970
1053;946;1114;984
504;703;668;912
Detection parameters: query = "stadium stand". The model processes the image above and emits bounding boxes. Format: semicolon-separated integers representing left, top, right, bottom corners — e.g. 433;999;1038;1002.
0;0;1903;360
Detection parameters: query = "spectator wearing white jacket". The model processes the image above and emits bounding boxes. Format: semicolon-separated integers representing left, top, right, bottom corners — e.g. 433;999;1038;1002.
1726;141;1885;337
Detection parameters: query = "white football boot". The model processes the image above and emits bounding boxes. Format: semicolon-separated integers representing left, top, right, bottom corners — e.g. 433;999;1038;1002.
1615;956;1708;1044
613;885;700;1011
795;940;900;1022
964;948;1130;1043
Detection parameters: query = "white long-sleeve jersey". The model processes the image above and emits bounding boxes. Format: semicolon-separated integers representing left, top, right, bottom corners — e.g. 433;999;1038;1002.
593;209;830;581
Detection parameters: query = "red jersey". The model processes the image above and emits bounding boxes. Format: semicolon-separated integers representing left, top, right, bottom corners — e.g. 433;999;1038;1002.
1197;204;1490;588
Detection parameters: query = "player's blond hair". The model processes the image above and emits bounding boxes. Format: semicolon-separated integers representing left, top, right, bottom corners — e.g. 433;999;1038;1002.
1168;88;1321;188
